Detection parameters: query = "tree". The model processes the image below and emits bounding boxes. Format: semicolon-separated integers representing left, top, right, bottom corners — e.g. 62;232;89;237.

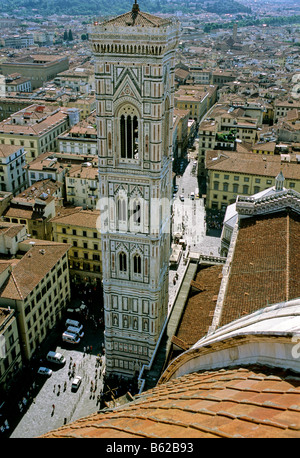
63;30;68;41
68;29;73;41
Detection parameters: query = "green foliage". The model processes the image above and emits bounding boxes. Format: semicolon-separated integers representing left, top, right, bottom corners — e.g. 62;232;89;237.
204;14;300;33
0;0;252;16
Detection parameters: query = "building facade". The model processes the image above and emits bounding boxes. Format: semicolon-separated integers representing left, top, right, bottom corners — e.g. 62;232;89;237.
90;3;180;377
0;144;27;195
0;239;71;360
0;306;22;393
0;104;71;163
4;74;32;94
50;207;102;285
0;55;69;90
65;159;99;209
205;150;300;210
58;121;97;156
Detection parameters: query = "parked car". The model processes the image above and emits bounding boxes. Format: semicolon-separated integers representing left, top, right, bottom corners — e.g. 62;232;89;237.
62;331;80;344
37;367;52;376
67;326;84;339
46;351;66;366
65;319;83;332
180;194;184;201
71;375;82;391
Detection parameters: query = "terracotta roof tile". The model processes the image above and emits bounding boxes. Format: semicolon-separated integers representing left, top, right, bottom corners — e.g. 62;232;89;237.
175;265;223;346
41;367;300;438
0;242;70;300
220;211;300;327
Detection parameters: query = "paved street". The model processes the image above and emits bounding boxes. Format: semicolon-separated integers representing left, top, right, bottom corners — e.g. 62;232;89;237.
172;156;221;257
10;349;105;438
6;294;107;438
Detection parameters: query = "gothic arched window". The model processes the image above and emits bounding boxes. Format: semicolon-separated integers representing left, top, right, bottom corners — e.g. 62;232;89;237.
117;197;126;222
119;106;139;160
133;254;142;274
119;252;127;272
133;200;141;225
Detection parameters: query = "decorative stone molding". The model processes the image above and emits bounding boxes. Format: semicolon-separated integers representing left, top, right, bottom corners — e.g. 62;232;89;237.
236;189;300;216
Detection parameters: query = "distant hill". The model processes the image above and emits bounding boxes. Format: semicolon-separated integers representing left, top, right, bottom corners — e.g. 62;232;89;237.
0;0;251;17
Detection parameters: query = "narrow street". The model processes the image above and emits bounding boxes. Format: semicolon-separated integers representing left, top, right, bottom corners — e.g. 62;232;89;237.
172;150;221;257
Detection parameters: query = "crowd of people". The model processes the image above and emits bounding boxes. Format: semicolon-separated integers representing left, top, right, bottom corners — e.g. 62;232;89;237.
205;210;225;231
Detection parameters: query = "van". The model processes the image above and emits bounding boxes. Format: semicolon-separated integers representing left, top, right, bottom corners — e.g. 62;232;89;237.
65;319;83;332
67;326;84;338
46;351;66;365
62;331;80;344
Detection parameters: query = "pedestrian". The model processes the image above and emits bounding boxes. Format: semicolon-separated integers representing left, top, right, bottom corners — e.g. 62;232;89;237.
53;384;56;393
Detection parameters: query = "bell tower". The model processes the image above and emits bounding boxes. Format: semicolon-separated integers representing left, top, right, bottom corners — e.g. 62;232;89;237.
90;3;180;377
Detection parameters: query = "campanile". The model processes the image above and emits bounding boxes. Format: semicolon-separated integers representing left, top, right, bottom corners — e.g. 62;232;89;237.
90;2;180;377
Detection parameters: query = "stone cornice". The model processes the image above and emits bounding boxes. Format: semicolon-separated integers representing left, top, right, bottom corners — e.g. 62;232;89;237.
236;189;300;216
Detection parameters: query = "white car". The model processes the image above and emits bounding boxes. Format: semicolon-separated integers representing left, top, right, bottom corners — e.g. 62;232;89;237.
71;375;82;391
67;326;84;339
37;367;52;376
180;194;184;201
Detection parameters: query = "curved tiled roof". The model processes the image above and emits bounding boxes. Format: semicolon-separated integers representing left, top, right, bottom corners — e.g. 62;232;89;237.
41;366;300;438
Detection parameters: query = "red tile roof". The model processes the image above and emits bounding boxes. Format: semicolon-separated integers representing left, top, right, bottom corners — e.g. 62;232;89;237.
175;265;223;346
41;367;300;438
220;210;300;327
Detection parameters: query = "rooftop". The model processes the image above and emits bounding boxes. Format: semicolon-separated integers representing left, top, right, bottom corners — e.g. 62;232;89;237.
50;207;100;229
175;265;223;348
41;365;300;438
0;144;24;158
0;104;69;136
205;150;300;180
220;210;300;327
0;241;70;301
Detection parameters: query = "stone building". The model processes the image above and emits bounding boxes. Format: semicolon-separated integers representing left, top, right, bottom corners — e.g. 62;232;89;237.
0;55;69;90
90;2;180;377
0;104;72;163
0;306;22;393
0;239;71;360
50;206;102;285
